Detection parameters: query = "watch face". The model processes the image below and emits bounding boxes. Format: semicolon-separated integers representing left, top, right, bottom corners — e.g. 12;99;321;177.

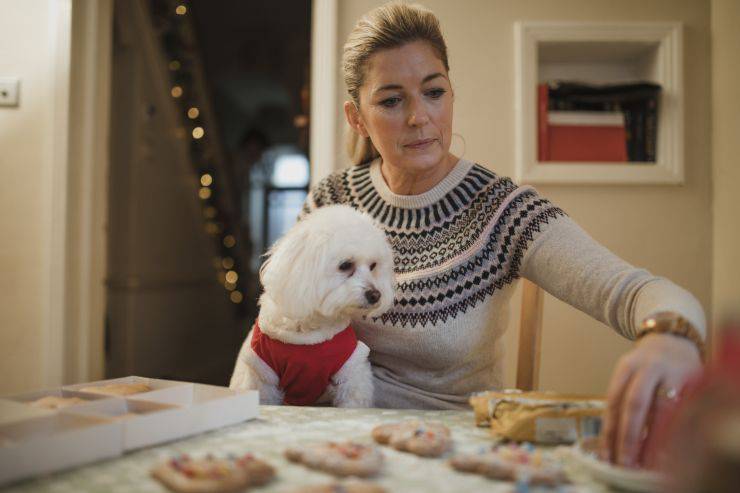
645;312;683;329
643;317;659;329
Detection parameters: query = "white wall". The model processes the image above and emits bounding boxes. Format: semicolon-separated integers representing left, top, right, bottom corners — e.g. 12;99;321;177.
0;0;70;393
335;0;713;394
711;0;740;328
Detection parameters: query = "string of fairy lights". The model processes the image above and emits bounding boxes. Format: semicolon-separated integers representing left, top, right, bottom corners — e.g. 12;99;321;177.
154;0;246;307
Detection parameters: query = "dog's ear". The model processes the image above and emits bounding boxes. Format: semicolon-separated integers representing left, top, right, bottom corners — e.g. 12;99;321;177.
260;225;329;320
368;243;397;318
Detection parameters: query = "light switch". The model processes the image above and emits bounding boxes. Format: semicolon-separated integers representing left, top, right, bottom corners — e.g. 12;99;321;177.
0;77;20;107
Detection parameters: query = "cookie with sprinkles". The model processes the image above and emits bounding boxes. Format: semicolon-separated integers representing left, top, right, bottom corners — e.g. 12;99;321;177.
449;443;569;486
284;442;383;478
371;421;452;457
151;453;275;492
287;479;387;493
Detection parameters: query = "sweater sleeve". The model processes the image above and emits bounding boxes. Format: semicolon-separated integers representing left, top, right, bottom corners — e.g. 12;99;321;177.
519;215;706;341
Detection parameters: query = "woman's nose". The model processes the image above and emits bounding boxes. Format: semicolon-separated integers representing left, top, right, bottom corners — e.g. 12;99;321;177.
407;99;430;127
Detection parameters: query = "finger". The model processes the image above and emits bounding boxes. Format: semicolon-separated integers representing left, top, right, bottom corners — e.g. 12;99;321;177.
616;370;661;467
640;379;680;468
600;359;636;462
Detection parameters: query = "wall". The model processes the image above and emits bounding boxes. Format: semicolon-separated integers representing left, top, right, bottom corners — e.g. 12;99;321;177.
710;0;740;328
0;0;67;393
334;0;713;394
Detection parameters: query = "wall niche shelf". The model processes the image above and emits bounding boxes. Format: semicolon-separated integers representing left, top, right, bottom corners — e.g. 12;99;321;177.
514;21;684;185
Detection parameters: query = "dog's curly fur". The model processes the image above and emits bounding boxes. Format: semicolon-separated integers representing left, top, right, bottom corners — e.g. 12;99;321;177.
229;205;395;407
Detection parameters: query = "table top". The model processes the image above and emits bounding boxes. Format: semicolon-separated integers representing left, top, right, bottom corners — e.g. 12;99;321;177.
2;405;611;493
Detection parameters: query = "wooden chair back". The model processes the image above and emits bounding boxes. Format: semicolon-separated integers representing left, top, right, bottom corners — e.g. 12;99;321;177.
516;279;544;391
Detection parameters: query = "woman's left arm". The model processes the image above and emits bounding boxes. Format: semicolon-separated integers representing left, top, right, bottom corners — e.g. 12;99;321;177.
518;215;705;467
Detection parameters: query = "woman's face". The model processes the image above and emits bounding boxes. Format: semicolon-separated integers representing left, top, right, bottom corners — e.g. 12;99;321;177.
347;40;454;173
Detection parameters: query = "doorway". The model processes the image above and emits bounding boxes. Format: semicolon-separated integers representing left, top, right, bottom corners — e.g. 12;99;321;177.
105;0;311;385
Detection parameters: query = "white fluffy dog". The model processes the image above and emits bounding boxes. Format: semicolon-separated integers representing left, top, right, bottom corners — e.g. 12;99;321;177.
229;205;395;408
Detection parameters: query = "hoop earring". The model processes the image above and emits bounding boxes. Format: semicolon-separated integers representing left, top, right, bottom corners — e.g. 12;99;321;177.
451;132;467;158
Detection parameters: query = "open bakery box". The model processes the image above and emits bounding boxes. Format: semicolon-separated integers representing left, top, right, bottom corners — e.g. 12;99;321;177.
0;376;259;486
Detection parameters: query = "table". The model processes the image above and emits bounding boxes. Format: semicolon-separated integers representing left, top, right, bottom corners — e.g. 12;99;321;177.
2;406;610;493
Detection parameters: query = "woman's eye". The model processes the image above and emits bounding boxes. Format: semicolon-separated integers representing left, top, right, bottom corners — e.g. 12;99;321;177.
380;97;401;108
427;88;446;99
339;261;354;272
370;262;377;271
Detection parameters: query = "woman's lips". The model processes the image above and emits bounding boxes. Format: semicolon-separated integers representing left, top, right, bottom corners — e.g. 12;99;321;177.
404;138;435;149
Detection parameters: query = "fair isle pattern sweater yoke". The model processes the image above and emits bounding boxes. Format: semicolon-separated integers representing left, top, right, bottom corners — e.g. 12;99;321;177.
301;157;706;410
302;158;566;329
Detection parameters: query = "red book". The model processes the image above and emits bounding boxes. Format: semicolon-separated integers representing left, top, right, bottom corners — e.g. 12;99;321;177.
537;84;628;162
548;124;627;162
544;110;627;162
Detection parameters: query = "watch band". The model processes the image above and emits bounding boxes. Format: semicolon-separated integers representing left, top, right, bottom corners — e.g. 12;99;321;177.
637;311;706;361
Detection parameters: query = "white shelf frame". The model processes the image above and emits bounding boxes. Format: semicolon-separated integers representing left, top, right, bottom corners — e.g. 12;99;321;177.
514;21;684;185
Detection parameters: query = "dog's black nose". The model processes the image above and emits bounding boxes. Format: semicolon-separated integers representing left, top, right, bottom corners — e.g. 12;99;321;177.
365;288;381;305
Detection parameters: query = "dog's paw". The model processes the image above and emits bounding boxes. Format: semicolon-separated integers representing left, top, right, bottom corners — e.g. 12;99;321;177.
337;398;373;409
334;390;373;409
259;385;284;405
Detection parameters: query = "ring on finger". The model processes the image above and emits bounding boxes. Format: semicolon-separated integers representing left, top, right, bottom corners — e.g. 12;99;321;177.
655;385;678;401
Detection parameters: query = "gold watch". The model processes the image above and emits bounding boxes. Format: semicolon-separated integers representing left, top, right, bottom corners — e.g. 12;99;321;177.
637;311;706;361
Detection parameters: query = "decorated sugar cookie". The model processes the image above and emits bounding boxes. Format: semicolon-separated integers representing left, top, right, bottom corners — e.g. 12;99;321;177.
151;453;275;493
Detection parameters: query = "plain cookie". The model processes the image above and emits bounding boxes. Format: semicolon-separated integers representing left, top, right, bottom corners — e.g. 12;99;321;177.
29;396;86;409
78;383;151;396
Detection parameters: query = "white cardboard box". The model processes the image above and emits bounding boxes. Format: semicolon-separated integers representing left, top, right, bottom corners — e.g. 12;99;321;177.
0;377;259;486
0;400;54;427
136;383;259;434
0;413;122;485
61;397;190;451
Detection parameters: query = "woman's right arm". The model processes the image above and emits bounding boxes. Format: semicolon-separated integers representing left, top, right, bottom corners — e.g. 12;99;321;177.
519;215;705;341
518;214;705;467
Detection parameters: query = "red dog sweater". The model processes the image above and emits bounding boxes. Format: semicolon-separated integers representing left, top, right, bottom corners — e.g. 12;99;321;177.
249;321;359;405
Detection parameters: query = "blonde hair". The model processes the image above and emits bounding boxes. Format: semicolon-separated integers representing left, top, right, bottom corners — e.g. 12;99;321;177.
342;2;450;165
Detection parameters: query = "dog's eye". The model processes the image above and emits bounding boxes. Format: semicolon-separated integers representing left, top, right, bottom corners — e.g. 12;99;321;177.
339;261;354;272
370;262;377;271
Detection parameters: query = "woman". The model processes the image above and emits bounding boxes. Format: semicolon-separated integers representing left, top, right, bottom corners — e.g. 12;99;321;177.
302;2;705;468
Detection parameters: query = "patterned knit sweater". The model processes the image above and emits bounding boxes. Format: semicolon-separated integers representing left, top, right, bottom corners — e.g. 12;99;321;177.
302;157;706;410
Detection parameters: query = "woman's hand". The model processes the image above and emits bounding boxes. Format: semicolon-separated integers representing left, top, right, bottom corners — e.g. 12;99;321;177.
600;332;702;467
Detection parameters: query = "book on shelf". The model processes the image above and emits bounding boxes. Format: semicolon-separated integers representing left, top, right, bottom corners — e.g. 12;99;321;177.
538;84;628;162
546;81;661;106
548;125;628;162
540;81;661;163
547;111;624;126
644;97;658;162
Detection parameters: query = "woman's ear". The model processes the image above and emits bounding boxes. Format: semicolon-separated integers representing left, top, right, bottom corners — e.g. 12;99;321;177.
344;100;369;138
